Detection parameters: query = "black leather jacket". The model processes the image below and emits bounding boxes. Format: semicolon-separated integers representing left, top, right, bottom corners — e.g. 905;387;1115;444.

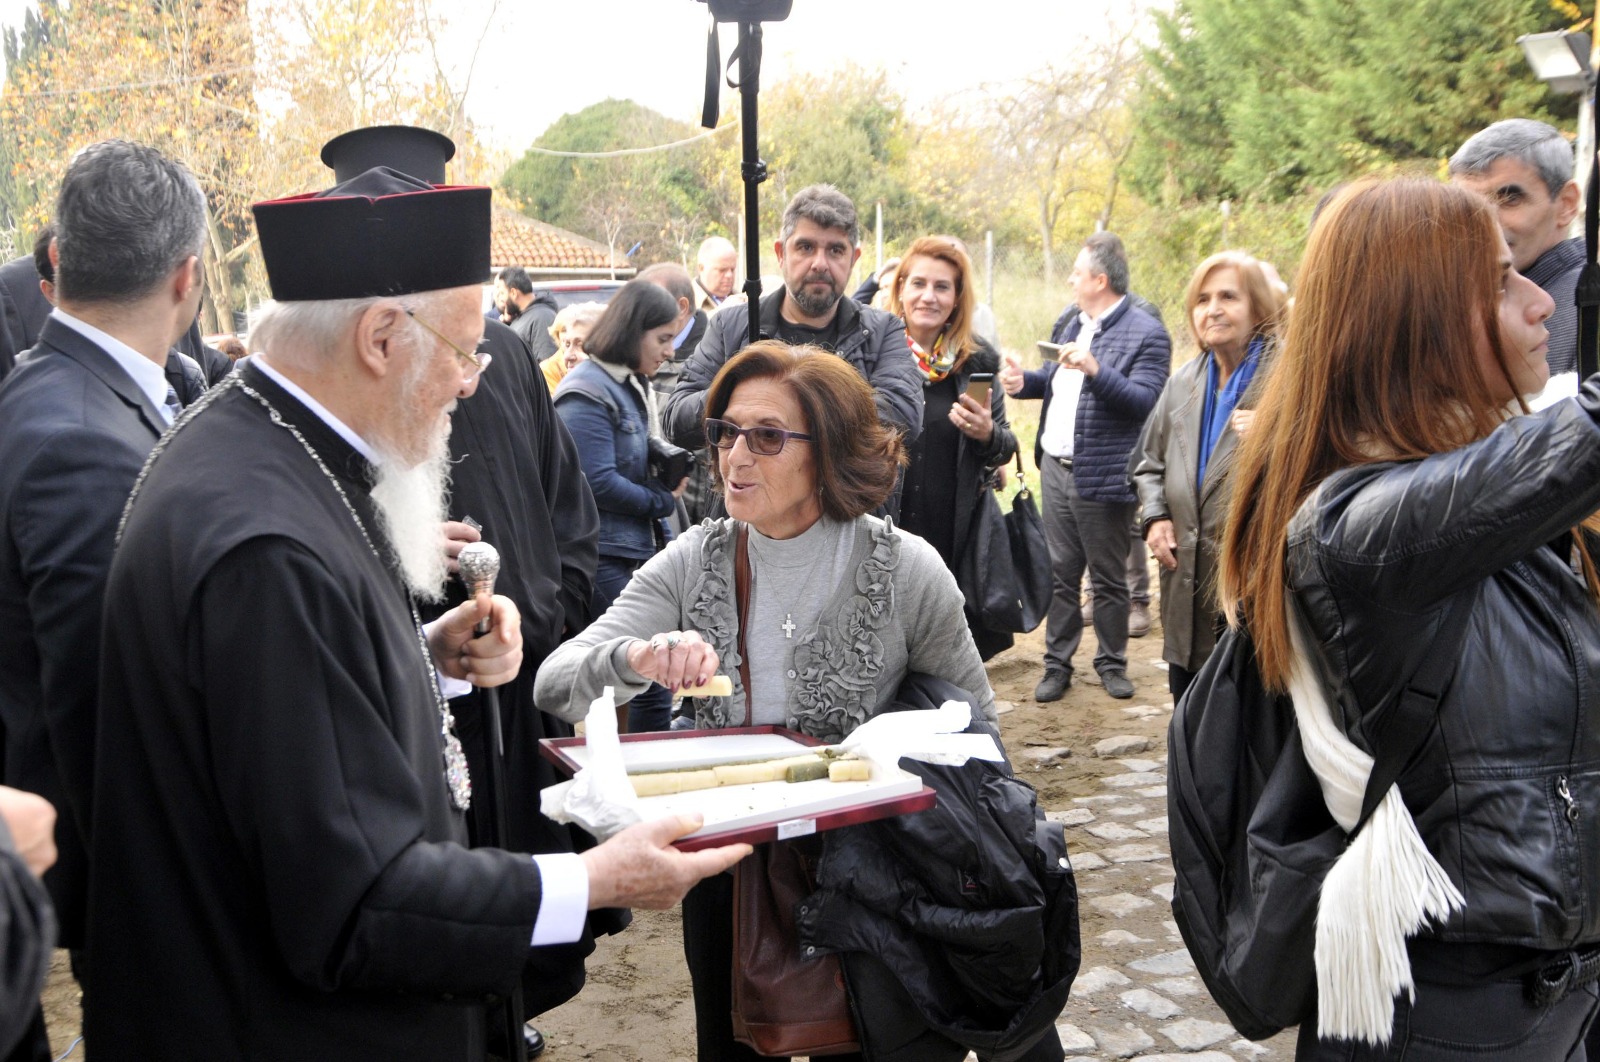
1287;387;1600;949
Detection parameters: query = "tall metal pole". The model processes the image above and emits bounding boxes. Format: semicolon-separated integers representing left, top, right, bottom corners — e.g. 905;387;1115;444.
738;20;766;347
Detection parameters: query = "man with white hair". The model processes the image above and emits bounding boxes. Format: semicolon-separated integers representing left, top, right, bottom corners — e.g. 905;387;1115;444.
692;235;737;313
86;166;747;1060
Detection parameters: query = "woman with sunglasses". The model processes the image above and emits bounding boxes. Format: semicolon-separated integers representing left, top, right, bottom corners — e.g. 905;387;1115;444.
536;340;1012;1062
552;279;686;732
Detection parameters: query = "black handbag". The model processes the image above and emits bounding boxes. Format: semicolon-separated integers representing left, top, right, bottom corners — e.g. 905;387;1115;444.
1167;590;1475;1040
960;453;1051;634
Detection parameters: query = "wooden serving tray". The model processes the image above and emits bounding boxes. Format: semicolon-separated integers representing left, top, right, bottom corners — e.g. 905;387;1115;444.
539;726;936;850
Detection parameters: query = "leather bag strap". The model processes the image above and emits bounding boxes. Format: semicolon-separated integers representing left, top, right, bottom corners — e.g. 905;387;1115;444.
734;523;754;726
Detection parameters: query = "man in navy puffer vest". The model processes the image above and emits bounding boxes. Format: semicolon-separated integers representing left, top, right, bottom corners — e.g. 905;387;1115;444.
1000;232;1169;702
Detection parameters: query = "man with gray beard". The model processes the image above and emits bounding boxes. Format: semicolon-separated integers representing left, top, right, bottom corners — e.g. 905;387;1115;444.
86;166;748;1061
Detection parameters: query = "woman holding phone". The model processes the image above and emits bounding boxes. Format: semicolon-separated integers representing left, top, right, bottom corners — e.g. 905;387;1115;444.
888;236;1018;658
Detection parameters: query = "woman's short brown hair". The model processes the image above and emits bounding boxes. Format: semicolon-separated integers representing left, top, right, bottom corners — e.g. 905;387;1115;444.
703;340;907;522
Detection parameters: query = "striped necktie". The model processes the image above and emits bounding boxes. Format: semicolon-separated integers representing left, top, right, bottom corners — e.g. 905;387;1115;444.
163;384;181;424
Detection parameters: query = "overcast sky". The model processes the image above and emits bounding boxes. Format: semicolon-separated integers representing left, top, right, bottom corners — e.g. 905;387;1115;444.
0;0;1136;150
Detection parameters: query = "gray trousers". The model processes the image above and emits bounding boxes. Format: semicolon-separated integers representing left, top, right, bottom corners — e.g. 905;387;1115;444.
1041;455;1136;675
1128;526;1150;604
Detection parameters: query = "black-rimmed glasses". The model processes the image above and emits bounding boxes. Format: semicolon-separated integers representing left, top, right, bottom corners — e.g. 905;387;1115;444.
704;418;812;456
404;308;491;379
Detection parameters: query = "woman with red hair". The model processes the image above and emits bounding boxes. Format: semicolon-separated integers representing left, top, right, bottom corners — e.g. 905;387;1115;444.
1217;178;1600;1056
888;236;1018;658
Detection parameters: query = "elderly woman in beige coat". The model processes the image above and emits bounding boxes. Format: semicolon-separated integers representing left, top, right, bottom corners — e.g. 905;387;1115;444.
1130;252;1281;699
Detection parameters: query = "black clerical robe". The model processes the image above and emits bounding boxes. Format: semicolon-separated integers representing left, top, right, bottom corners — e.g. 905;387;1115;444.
88;362;542;1061
429;321;608;1014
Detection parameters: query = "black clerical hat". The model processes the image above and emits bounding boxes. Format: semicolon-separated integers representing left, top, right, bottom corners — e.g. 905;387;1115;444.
252;165;490;301
320;125;455;184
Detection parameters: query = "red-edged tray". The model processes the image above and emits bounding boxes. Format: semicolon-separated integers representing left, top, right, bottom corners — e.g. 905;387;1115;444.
539;726;936;850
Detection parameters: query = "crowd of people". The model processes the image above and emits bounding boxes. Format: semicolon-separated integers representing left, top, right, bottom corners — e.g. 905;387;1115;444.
0;106;1596;1062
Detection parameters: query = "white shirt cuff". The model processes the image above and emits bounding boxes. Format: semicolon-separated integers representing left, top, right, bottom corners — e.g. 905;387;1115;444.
531;853;589;946
419;618;474;699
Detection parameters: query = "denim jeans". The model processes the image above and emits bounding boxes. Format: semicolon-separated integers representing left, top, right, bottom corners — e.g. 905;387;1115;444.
594;555;672;733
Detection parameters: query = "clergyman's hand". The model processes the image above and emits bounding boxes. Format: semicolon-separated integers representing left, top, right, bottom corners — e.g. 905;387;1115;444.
430;591;522;687
582;815;750;909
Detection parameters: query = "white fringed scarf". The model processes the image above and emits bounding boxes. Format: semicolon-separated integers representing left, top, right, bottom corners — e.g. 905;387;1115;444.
1285;602;1465;1044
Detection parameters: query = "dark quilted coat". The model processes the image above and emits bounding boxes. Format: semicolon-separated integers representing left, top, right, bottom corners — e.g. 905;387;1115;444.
797;709;1080;1061
1016;298;1170;503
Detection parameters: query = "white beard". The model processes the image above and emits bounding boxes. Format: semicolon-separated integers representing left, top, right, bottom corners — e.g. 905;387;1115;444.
370;422;453;603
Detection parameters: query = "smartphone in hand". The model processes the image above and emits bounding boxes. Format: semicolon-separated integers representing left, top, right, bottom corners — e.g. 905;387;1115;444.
1036;341;1063;362
965;373;993;404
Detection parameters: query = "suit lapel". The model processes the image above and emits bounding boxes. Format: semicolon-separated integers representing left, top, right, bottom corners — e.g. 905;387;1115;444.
37;317;167;438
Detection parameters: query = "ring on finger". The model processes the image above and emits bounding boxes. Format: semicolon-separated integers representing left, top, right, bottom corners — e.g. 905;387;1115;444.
665;633;681;650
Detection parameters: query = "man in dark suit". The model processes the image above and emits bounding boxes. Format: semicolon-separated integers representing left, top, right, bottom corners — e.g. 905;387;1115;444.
0;138;208;1012
0;227;57;379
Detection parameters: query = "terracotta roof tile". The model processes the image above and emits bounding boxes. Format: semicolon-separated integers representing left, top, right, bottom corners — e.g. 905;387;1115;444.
491;205;631;273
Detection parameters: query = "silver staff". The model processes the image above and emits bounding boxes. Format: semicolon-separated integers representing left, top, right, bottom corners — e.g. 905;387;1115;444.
457;540;527;1062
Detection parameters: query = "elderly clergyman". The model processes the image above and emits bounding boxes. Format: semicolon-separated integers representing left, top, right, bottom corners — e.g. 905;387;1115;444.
85;166;747;1060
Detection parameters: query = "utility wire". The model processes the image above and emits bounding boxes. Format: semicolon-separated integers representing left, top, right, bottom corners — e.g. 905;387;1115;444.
519;121;735;159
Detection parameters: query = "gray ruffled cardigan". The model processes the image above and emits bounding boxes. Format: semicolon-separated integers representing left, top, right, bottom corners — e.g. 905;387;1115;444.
533;516;998;742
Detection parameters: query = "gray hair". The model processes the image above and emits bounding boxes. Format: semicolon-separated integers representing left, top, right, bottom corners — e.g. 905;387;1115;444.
1083;231;1130;295
54;139;208;304
697;235;736;265
780;185;859;245
1449;118;1574;198
638;261;694;304
550;300;606;341
248;290;453;369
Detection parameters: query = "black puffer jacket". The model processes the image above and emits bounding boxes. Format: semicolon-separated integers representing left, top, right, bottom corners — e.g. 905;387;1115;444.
797;696;1079;1061
1287;385;1600;949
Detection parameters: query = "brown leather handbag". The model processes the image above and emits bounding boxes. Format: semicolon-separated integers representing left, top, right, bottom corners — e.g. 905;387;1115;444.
730;838;860;1056
727;524;861;1057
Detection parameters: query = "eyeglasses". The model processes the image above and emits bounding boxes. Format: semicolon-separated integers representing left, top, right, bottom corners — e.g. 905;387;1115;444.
704;418;813;456
404;308;492;379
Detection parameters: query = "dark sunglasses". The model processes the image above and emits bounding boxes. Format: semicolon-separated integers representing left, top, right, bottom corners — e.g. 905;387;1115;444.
704;418;812;456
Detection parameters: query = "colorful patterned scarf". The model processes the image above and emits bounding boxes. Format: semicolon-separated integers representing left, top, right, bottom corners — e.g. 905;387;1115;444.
907;330;957;382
